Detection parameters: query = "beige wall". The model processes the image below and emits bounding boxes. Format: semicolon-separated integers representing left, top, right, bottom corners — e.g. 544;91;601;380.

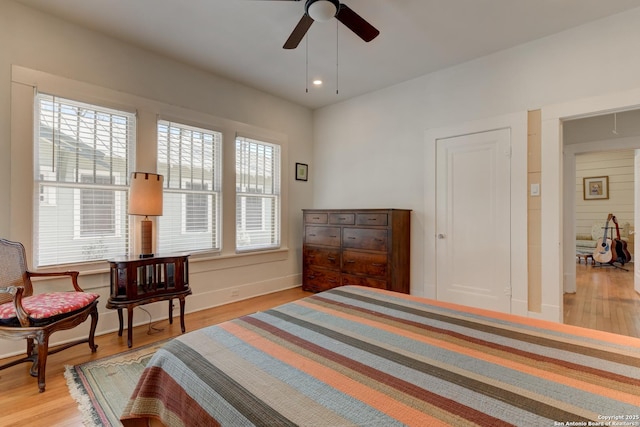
4;0;640;358
0;1;314;357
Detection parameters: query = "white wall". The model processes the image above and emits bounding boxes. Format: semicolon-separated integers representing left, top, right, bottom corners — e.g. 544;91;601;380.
575;150;635;237
313;8;640;316
4;1;640;359
0;1;313;357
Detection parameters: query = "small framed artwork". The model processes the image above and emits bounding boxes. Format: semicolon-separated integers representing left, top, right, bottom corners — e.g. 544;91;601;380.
296;163;308;181
583;176;609;200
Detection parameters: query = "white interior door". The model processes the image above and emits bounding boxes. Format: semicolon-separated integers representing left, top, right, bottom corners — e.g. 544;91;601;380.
436;128;511;313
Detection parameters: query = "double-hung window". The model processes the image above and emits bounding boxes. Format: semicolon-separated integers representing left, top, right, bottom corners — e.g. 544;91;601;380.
235;136;281;252
35;94;134;267
157;120;222;253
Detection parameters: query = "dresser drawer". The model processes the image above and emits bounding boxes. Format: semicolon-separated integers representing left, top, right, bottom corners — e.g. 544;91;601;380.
305;226;341;246
302;208;410;294
342;250;387;277
343;228;388;251
356;213;388;226
304;212;328;224
303;266;341;292
329;213;355;225
342;274;387;290
303;246;340;270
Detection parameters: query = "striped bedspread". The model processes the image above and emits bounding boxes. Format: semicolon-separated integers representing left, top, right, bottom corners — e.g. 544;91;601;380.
121;285;640;427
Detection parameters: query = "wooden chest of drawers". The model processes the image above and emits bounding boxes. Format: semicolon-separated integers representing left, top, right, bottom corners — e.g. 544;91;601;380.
302;209;410;294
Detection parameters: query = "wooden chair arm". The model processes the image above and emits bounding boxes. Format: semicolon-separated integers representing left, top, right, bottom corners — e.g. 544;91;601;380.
27;271;83;292
0;286;30;327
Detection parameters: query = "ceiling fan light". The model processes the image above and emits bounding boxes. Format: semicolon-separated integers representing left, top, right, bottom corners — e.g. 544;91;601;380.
307;0;337;22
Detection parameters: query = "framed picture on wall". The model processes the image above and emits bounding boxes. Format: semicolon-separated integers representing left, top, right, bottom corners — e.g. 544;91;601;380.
583;176;609;200
296;163;308;181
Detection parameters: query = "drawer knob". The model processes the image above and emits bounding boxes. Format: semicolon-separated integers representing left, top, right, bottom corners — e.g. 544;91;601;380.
330;235;338;238
348;237;356;240
371;263;384;267
327;257;336;261
346;260;355;263
309;233;316;237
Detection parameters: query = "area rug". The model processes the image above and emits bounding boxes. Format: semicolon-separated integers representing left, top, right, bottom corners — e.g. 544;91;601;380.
65;340;168;427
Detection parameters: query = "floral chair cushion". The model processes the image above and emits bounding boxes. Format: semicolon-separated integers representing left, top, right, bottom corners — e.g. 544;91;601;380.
0;292;99;326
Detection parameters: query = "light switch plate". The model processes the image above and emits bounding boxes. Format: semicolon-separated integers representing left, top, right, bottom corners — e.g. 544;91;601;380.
530;183;540;196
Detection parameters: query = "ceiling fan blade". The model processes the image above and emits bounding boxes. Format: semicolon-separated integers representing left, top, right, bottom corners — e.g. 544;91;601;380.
335;3;379;42
283;14;314;49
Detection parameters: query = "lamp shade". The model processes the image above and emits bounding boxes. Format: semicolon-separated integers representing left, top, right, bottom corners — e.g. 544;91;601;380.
307;0;337;22
129;172;164;216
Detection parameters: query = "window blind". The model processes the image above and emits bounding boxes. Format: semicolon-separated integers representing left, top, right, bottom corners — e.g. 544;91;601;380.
35;93;135;267
157;120;222;253
235;136;281;252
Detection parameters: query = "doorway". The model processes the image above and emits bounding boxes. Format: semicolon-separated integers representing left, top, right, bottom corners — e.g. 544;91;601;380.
424;111;528;315
563;111;640;293
562;110;640;337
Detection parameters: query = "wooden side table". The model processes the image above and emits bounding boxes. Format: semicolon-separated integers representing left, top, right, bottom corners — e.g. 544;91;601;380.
106;254;191;347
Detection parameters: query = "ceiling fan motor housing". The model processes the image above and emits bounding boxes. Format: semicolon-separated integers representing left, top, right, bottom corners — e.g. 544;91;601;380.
283;0;378;49
306;0;340;22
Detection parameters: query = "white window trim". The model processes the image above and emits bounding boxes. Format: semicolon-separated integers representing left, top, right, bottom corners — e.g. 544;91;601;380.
11;65;290;274
235;135;282;253
157;119;223;254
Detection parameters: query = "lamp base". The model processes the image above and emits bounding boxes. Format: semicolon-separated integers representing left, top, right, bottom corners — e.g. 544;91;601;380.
140;217;154;258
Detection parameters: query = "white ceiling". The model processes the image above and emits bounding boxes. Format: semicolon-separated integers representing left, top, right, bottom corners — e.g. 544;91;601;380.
564;110;640;144
14;0;640;109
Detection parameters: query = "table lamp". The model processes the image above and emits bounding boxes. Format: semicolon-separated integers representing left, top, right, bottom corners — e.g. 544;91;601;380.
129;172;163;258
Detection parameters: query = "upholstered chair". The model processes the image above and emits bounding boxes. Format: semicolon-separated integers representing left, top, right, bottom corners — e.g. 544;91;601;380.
0;238;99;392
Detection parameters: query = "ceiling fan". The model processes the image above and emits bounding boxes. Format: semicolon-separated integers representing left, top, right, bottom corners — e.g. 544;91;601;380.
278;0;380;49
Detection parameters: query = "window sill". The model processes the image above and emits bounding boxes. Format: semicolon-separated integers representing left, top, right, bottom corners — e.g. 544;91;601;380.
33;247;290;277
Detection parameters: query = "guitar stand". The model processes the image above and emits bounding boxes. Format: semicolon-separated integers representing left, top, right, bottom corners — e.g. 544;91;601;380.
594;261;628;271
592;216;631;271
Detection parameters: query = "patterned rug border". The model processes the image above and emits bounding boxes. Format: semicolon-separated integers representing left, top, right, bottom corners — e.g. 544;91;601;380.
65;340;168;427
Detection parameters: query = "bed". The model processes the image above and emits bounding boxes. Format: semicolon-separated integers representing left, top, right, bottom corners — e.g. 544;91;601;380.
121;285;640;427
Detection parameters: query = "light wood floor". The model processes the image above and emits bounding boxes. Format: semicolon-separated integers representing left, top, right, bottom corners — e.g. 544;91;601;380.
2;276;638;427
564;261;640;337
0;287;312;427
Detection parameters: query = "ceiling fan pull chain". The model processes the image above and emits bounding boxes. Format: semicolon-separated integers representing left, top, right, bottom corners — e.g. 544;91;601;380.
306;35;309;93
336;19;339;95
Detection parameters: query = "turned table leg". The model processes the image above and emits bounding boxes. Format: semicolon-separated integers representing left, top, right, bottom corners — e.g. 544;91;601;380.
179;297;187;333
117;308;124;336
127;306;134;348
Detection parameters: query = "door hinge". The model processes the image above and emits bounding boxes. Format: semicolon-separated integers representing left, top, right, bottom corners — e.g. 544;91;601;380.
504;285;512;296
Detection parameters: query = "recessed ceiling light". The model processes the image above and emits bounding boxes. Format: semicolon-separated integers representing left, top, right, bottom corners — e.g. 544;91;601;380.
313;79;323;86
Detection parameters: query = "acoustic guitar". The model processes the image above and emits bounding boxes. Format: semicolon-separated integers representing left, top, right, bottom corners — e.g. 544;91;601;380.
593;213;617;264
612;215;632;264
